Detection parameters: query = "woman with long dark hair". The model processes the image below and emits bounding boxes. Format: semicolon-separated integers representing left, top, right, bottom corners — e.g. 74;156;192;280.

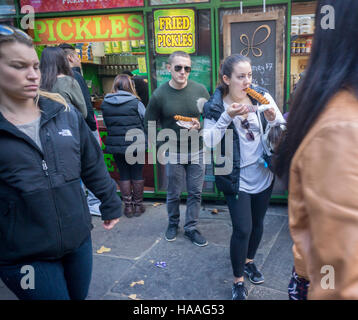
203;54;285;300
0;25;121;300
275;0;358;299
40;46;87;118
101;74;146;218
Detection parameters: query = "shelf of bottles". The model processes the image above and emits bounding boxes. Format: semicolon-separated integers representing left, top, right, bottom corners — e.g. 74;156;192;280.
98;62;138;76
291;34;313;56
291;14;314;57
79;40;146;76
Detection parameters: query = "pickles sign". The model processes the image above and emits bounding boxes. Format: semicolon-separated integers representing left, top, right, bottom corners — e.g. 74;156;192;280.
154;9;196;54
29;14;145;45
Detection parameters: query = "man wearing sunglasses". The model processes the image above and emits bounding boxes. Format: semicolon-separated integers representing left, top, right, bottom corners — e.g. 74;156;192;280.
144;51;210;247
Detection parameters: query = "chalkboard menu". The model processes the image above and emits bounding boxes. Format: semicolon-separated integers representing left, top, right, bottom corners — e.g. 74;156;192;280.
155;55;211;92
223;9;286;108
231;20;276;99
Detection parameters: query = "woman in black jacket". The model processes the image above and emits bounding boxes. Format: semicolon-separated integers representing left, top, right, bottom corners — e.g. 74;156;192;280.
101;74;146;218
203;54;285;300
0;25;121;300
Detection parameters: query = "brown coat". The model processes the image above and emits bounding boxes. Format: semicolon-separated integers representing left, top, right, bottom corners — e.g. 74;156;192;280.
289;89;358;299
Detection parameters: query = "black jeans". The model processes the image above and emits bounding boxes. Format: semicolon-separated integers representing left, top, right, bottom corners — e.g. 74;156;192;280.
113;153;144;181
225;182;274;278
0;235;92;300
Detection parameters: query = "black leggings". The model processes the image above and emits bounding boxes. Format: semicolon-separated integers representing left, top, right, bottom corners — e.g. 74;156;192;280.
225;182;274;278
113;153;144;181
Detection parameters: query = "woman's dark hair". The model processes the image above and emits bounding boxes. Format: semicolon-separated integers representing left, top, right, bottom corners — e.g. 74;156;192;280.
275;0;358;182
218;54;251;96
111;74;140;99
40;46;74;91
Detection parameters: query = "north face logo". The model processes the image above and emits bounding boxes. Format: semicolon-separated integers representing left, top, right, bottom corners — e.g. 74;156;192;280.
58;129;72;137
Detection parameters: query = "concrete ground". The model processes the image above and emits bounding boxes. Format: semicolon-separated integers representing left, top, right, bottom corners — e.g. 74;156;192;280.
0;200;292;300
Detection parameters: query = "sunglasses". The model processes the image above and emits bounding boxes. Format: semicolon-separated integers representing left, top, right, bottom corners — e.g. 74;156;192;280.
241;119;255;141
174;65;192;73
0;25;32;40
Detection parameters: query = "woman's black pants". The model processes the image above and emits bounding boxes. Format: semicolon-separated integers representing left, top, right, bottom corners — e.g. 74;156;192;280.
225;182;274;278
113;153;144;181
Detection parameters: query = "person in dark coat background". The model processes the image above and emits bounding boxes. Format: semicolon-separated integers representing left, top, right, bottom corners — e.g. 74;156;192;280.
59;43;102;216
58;43;97;131
101;74;147;218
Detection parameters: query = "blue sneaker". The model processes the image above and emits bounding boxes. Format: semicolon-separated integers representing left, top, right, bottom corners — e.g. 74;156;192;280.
184;229;208;247
165;224;178;242
244;262;264;284
232;282;248;300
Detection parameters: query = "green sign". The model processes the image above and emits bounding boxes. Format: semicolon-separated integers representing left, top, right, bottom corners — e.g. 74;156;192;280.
154;9;196;54
155;55;211;92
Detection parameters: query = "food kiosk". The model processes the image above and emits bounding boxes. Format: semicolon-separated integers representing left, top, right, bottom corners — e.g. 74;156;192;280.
4;0;318;202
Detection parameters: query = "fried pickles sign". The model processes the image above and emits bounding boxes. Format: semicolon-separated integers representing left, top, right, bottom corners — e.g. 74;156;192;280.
154;9;196;54
29;14;144;45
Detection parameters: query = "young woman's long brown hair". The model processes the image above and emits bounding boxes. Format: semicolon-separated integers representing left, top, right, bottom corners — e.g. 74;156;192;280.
111;74;140;100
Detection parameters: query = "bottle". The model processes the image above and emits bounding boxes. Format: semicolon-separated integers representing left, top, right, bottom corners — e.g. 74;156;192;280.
306;37;313;54
301;39;307;54
291;40;297;55
295;39;300;54
299;39;305;54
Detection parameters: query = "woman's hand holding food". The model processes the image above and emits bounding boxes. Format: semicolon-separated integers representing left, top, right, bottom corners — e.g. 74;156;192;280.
227;103;249;119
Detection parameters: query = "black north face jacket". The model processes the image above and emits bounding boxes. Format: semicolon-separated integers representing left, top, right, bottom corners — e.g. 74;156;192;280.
0;97;122;265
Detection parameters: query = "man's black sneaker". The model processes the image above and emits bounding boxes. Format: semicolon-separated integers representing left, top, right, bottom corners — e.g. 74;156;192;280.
184;229;208;247
244;262;264;284
232;282;248;300
165;224;178;242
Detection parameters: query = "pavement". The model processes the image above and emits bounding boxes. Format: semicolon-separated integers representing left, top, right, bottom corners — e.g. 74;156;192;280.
0;200;293;300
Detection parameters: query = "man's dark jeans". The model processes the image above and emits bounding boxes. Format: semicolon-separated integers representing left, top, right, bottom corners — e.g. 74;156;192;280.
166;152;205;232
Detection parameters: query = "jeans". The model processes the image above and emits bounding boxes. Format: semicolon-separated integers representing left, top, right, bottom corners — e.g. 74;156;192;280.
225;182;273;278
0;236;93;300
166;152;205;232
